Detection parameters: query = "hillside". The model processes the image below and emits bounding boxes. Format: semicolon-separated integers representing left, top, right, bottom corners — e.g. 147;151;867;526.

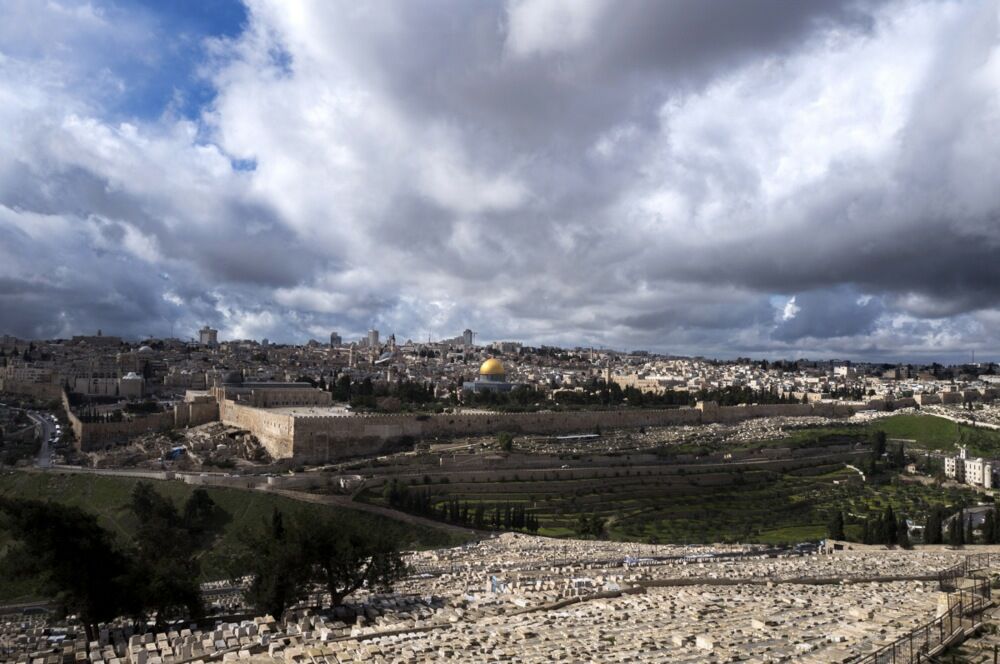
0;471;467;602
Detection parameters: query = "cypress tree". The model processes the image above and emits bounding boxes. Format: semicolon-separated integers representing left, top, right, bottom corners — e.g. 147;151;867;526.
827;511;845;541
983;510;996;545
897;518;911;549
872;430;887;461
924;509;941;545
947;514;964;547
883;506;897;546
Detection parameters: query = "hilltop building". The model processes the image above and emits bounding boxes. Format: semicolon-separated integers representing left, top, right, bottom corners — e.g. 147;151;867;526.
199;326;219;347
944;446;994;489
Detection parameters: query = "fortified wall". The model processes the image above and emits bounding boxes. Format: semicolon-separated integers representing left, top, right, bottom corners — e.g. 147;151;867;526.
63;390;219;451
0;378;63;401
218;399;294;457
2;374;954;459
221;400;864;463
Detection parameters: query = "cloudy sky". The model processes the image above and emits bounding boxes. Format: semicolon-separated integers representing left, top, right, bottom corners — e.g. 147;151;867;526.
1;0;999;361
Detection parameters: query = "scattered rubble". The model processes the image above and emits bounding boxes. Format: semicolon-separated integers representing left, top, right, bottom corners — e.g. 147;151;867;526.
84;423;272;471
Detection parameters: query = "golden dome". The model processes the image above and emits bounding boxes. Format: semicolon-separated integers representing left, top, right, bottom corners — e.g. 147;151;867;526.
479;358;505;376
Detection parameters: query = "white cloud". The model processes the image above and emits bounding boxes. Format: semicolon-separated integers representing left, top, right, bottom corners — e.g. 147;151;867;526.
504;0;610;58
781;297;801;322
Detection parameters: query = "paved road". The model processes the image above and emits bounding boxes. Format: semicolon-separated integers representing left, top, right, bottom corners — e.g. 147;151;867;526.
25;411;54;468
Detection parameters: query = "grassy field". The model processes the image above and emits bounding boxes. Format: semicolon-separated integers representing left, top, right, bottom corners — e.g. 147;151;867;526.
875;414;963;449
0;471;467;602
655;414;999;458
684;413;1000;457
872;413;1000;456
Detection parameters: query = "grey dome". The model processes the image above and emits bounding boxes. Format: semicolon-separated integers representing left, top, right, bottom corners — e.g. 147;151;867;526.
221;371;243;385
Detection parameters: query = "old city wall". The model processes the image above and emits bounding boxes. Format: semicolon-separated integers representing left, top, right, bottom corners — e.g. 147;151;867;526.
173;399;219;428
289;409;706;463
59;390;176;451
0;379;63;401
218;399;295;459
71;411;175;451
287;403;863;463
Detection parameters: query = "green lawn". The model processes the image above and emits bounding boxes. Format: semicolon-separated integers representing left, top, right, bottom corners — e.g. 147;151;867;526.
874;414;962;449
704;413;1000;457
0;471;468;602
872;413;1000;456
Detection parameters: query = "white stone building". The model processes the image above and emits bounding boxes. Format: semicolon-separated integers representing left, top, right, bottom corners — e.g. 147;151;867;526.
944;447;993;489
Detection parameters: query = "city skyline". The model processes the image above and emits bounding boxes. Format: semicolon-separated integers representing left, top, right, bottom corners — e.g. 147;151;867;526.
2;1;1000;362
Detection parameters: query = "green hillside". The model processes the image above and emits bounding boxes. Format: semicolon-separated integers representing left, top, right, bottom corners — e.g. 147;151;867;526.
873;414;1000;456
0;471;466;602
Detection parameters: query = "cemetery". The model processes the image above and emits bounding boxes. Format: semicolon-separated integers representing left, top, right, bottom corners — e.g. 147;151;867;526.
2;533;996;663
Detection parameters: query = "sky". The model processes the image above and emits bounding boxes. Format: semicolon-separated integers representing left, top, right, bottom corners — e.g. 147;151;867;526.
1;0;999;362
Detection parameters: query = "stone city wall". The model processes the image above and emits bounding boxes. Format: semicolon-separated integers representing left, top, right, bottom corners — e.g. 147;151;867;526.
218;399;296;459
174;398;219;428
68;408;176;451
63;389;214;451
283;402;862;463
0;378;63;401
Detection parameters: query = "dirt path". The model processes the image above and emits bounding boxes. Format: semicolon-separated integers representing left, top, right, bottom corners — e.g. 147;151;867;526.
261;488;480;538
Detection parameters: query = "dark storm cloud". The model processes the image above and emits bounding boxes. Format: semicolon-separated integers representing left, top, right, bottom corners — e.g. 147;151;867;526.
331;0;885;145
773;288;883;341
2;0;1000;359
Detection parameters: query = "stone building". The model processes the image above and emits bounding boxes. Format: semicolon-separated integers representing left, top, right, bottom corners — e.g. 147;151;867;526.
944;447;994;489
211;372;333;408
199;326;219;347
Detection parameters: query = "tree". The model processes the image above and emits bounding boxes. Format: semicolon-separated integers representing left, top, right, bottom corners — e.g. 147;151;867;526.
897;518;911;549
925;509;943;545
889;442;906;469
983;509;997;545
947;513;964;548
827;511;845;541
305;519;407;607
233;509;409;615
872;430;887;461
233;508;311;618
497;431;514;453
183;487;219;543
882;506;897;546
0;498;140;641
128;483;204;624
576;514;605;538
